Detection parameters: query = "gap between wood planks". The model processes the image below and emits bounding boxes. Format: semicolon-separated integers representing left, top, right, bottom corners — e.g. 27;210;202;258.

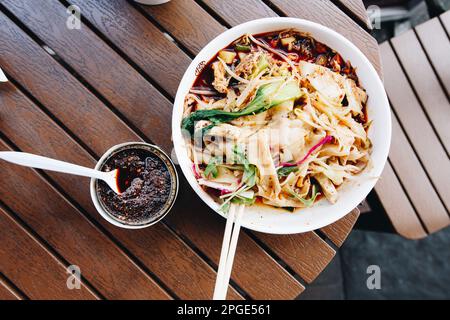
388;39;450;160
0;270;28;300
0;196;102;300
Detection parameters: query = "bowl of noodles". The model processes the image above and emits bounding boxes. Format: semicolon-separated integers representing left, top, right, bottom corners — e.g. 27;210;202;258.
172;18;391;234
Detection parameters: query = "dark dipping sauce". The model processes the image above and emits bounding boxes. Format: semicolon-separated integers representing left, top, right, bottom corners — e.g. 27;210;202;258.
96;148;173;225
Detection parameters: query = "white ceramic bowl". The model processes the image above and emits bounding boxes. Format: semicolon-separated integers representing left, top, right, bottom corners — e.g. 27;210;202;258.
172;18;391;234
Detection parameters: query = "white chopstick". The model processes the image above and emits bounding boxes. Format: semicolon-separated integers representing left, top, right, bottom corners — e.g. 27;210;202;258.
0;67;8;82
213;204;245;300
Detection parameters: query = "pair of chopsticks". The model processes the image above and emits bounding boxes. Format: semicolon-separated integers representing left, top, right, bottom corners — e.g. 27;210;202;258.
213;204;245;300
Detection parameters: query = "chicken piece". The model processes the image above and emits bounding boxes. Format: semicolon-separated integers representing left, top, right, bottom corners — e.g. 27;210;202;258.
299;61;346;105
262;195;306;208
344;78;368;117
315;173;338;204
266;117;307;164
247;130;282;200
211;61;230;94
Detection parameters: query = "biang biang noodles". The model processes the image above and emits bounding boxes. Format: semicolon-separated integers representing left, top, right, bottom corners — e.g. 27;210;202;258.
181;30;372;213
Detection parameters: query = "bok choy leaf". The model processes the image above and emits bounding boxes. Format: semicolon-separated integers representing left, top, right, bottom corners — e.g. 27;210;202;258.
181;80;302;134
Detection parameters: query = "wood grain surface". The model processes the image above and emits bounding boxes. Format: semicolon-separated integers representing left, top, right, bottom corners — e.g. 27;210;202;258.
416;18;450;97
0;284;20;300
391;29;450;154
0;206;97;300
139;0;226;55
255;231;335;283
2;0;174;153
68;0;191;97
320;209;360;247
167;180;305;299
0;14;300;299
0;139;170;299
389;110;449;233
0;12;139;156
0;0;377;299
336;0;372;29
375;162;427;240
0;273;25;300
440;10;450;33
0;81;241;300
380;42;450;212
374;16;450;239
202;0;277;26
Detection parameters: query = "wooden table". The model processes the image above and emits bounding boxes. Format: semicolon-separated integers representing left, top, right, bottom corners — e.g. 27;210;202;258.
0;0;379;300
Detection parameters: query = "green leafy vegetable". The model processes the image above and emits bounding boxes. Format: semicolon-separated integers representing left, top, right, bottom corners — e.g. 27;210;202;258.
217;146;258;213
231;196;256;206
220;202;231;214
277;166;299;178
233;145;257;188
288;185;320;207
235;44;251;52
219;185;254;213
250;54;269;79
181;80;302;134
203;156;221;178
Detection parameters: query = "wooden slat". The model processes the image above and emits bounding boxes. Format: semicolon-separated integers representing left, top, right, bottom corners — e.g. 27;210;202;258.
139;0;225;55
2;0;174;153
0;274;24;300
0;285;20;300
0;12;138;156
68;0;190;97
167;178;305;300
255;232;335;283
336;0;372;29
391;29;450;154
389;112;449;233
440;10;450;34
0;81;241;300
375;162;427;240
0;207;97;300
201;0;278;26
415;17;450;97
320;209;360;247
268;0;382;77
0;140;170;300
380;42;450;212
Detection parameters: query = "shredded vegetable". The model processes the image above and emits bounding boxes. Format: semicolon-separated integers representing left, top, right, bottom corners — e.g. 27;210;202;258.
281;135;334;167
183;29;371;210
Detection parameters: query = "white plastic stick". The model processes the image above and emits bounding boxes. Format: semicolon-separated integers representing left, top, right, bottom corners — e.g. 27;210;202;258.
0;151;120;193
218;205;244;299
213;205;236;300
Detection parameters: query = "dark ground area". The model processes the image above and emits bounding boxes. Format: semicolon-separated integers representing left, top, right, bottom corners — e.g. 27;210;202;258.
298;225;450;299
364;0;450;42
